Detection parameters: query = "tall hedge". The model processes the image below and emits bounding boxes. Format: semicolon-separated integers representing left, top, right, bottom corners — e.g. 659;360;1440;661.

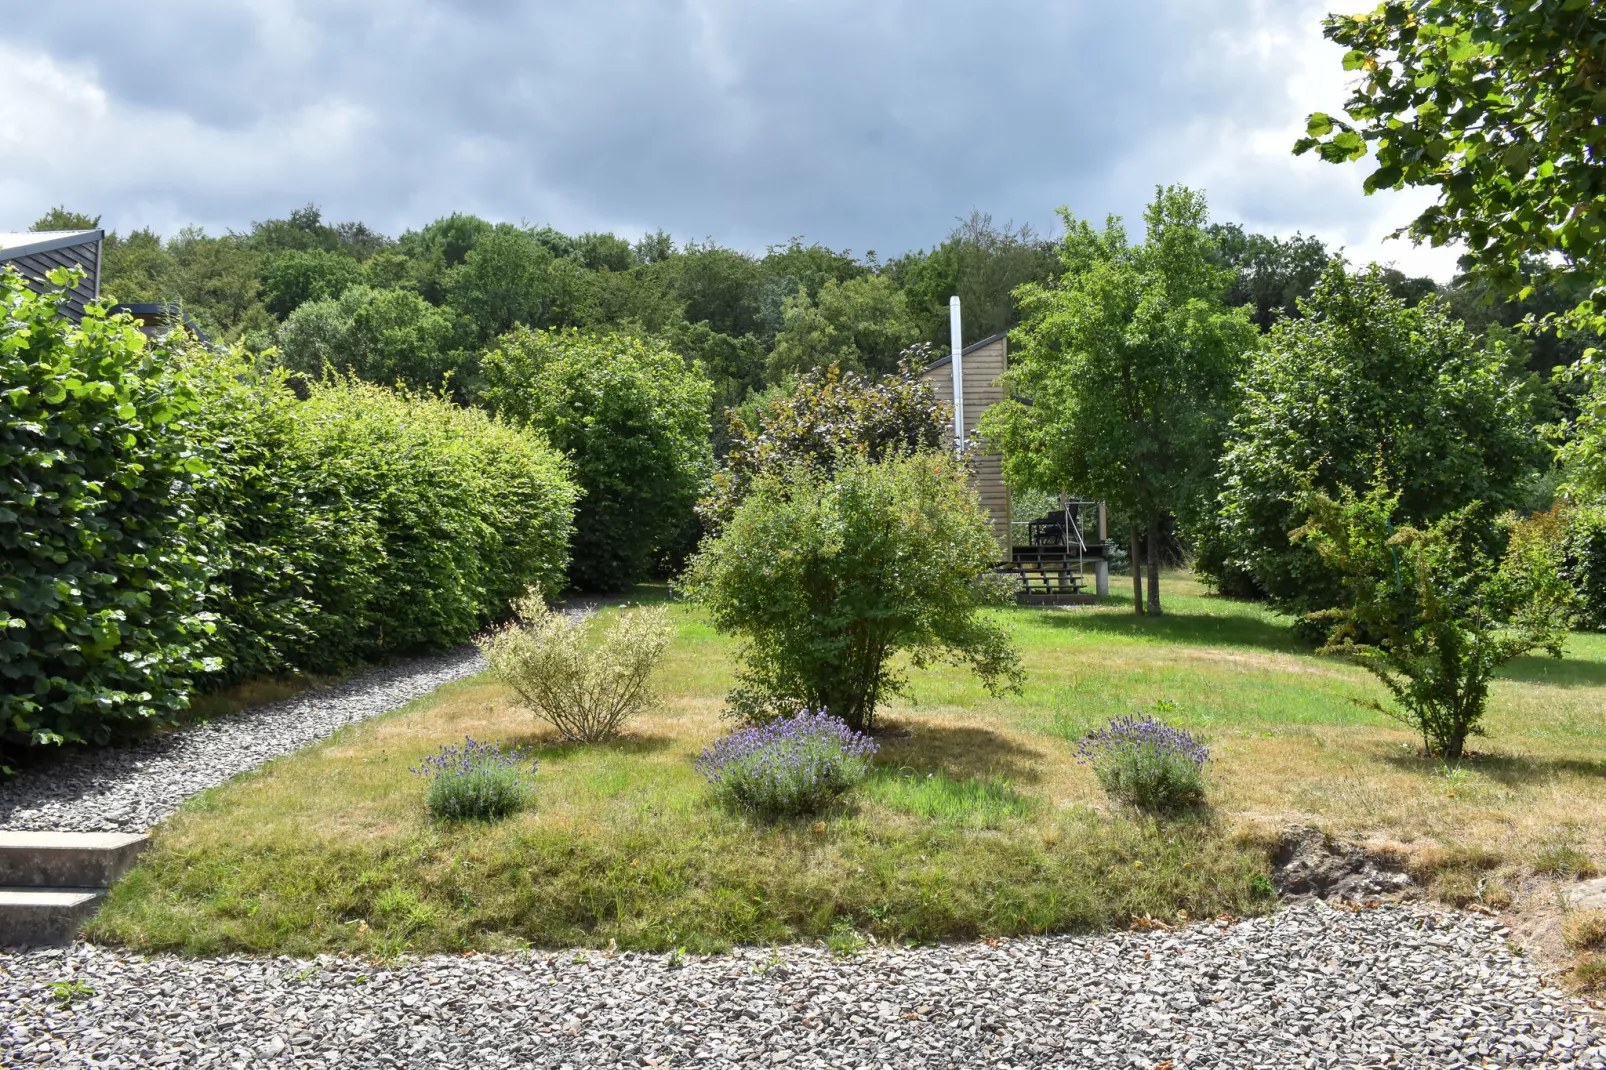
292;378;578;663
1;271;216;749
3;271;580;757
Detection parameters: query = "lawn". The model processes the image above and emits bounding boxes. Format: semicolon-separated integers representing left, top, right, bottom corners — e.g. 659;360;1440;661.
86;573;1606;955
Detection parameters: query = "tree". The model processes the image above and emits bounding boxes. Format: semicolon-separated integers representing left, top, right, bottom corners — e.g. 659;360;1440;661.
769;274;920;378
444;225;558;343
702;354;948;530
482;328;713;591
1293;484;1572;759
1197;263;1548;612
1294;2;1606;327
276;285;462;394
1209;225;1332;331
260;249;367;319
681;451;1022;732
888;212;1060;347
30;207;100;231
981;185;1259;614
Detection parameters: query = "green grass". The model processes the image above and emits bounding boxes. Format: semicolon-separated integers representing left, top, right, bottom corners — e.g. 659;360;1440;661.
85;573;1606;954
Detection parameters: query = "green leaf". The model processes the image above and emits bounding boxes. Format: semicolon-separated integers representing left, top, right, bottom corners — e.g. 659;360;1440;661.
1306;113;1335;137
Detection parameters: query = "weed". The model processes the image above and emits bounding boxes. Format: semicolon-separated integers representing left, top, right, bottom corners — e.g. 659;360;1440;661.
826;918;867;958
49;980;95;1007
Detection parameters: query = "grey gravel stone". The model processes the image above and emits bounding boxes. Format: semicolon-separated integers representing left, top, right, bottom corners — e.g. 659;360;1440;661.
2;903;1601;1068
0;649;486;833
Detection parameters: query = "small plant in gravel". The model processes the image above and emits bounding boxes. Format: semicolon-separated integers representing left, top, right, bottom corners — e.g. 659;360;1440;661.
1076;713;1209;812
411;737;536;821
695;711;877;818
479;591;673;742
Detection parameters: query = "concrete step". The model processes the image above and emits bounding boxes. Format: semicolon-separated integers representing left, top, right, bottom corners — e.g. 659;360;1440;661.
0;831;149;888
0;888;104;947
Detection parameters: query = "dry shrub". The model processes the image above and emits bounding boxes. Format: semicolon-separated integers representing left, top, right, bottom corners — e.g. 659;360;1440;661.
479;592;673;742
1564;910;1606;954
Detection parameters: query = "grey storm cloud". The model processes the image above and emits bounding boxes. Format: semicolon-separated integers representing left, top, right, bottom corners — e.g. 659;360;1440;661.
0;0;1461;274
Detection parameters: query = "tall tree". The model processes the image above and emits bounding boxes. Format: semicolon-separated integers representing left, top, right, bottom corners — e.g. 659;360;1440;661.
980;186;1259;614
1295;2;1606;497
1196;263;1549;612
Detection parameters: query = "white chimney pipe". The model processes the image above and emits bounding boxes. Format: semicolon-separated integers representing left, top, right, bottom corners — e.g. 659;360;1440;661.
949;295;964;451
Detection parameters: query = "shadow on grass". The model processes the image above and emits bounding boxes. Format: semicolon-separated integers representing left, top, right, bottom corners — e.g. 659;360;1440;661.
1379;750;1606;785
1036;607;1309;655
1494;651;1606;689
873;720;1048;786
505;732;677;761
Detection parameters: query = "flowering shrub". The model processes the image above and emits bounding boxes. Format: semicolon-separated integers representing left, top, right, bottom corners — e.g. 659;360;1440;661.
695;712;877;817
478;592;673;742
411;738;536;821
1075;713;1208;812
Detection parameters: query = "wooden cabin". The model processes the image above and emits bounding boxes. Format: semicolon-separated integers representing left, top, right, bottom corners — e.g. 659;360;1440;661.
921;331;1111;601
0;230;103;321
921;332;1011;554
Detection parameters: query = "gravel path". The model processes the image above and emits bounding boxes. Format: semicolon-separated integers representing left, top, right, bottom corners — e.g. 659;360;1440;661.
3;903;1601;1068
0;649;486;833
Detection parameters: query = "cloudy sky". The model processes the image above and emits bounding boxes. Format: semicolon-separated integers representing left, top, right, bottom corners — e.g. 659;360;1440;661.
0;0;1461;277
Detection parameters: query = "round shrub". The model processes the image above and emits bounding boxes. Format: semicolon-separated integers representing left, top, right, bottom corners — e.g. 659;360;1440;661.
1;272;216;752
411;737;536;821
1075;713;1209;812
481;328;713;592
695;711;877;817
478;593;673;742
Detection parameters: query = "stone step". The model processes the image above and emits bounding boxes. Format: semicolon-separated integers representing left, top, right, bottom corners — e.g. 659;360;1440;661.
0;888;104;947
0;831;149;888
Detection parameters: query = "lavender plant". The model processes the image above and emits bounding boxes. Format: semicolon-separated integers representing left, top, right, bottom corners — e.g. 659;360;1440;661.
695;712;878;817
1075;713;1208;812
411;737;537;821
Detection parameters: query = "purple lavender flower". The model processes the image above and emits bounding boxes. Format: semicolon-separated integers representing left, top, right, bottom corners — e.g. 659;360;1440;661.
696;711;878;817
1075;713;1208;812
411;737;537;820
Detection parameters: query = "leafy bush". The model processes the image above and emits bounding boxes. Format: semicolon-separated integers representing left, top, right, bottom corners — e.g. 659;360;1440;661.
700;356;947;531
1196;263;1548;611
478;592;673;742
1;271;217;753
482;328;713;591
682;451;1021;731
1076;714;1209;812
1294;484;1573;759
411;737;536;821
1561;502;1606;631
695;711;877;817
296;379;578;664
275;285;463;395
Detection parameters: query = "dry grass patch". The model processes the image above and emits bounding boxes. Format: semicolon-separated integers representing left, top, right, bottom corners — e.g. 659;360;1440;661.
88;577;1606;953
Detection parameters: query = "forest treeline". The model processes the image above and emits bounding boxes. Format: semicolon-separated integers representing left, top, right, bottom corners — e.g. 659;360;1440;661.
28;204;1589;434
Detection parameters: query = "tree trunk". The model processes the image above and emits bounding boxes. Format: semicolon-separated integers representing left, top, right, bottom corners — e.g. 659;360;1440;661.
1146;511;1163;616
1130;525;1145;614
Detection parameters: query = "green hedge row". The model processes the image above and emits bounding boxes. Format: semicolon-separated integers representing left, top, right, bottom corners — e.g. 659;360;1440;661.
1;271;578;755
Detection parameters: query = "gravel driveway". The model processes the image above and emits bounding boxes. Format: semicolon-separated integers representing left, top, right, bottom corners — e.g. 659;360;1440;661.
3;903;1601;1069
0;649;486;833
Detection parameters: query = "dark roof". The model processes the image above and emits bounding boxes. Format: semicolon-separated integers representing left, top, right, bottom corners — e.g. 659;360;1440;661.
920;331;1008;374
110;302;212;343
0;230;104;261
